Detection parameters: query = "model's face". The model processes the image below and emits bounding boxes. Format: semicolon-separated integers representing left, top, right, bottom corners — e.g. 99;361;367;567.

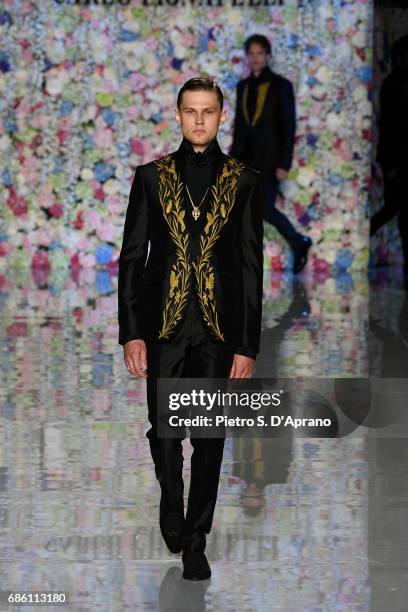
246;43;270;73
176;90;226;150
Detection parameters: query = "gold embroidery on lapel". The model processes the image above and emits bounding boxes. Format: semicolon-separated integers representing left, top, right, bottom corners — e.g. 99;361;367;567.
242;81;270;126
155;155;191;340
192;158;245;342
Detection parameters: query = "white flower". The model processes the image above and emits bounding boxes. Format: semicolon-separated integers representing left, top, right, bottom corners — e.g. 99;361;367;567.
81;168;94;181
104;179;121;195
326;112;344;131
297;167;315;188
0;133;11;151
315;65;331;84
352;31;366;49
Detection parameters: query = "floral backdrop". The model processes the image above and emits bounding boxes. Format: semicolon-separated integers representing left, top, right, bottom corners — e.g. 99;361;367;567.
0;0;373;273
371;7;408;269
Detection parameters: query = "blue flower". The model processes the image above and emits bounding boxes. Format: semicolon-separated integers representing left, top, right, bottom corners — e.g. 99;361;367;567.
328;172;344;186
59;100;73;117
334;249;354;272
306;133;318;148
95;269;113;294
356;65;372;84
116;142;131;157
288;34;299;49
48;240;62;251
0;51;11;73
119;28;139;43
335;271;354;294
0;12;13;26
198;35;209;53
150;112;163;124
171;58;183;70
305;45;322;57
96;244;114;265
2;169;12;186
307;76;318;87
94;162;115;183
223;72;240;89
3;117;16;133
101;108;117;125
307;203;318;220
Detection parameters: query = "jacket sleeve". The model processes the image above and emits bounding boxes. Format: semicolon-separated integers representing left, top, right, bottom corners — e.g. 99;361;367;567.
237;172;264;355
279;80;296;171
376;79;399;173
234;346;257;360
118;165;149;346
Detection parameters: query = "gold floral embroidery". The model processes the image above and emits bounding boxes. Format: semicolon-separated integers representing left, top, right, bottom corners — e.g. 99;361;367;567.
243;81;270;126
155;156;191;339
192;158;245;342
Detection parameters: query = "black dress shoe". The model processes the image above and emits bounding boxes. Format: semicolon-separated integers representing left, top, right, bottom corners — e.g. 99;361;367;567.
160;512;185;554
182;550;211;581
293;236;312;274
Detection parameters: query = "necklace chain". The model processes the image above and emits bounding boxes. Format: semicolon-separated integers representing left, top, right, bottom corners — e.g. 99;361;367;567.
185;184;210;221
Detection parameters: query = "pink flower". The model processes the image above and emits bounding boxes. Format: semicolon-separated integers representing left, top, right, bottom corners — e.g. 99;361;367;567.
49;203;64;219
131;138;145;155
265;241;282;257
31;250;50;269
94;128;114;148
96;223;116;242
7;321;28;338
7;188;28;216
312;256;331;274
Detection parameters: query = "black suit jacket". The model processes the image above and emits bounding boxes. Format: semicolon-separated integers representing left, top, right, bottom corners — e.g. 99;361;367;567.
230;66;296;172
118;140;264;356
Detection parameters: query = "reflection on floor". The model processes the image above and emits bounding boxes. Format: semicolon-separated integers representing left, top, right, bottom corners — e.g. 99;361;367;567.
0;266;407;610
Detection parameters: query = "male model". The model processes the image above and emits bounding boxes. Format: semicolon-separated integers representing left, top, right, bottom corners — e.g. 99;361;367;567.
371;34;408;286
230;33;312;274
118;78;264;580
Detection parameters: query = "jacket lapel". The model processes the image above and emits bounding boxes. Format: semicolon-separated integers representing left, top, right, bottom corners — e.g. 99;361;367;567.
154;147;245;342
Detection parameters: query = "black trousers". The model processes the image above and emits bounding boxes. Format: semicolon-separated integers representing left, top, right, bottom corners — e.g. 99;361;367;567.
371;171;408;273
262;174;304;252
145;325;235;546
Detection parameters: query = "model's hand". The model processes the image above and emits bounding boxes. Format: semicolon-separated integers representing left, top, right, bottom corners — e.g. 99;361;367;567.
276;168;288;181
229;354;255;378
124;339;148;379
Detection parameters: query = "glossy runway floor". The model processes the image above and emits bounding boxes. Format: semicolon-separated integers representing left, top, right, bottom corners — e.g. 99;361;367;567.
0;266;407;611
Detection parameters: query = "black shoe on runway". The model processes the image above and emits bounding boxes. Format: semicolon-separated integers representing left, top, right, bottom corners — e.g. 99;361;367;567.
293;236;312;274
160;512;185;554
182;550;211;581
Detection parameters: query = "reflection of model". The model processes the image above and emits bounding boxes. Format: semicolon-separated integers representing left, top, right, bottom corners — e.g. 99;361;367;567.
371;34;408;286
118;78;264;580
230;34;312;274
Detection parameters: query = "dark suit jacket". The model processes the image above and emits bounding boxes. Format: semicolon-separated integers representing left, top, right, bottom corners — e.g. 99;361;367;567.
230;66;296;172
376;69;408;174
118;140;264;356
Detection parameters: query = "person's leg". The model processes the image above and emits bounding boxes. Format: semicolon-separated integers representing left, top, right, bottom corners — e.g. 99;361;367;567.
146;339;189;551
184;343;235;552
261;172;312;273
262;174;305;251
370;175;401;236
